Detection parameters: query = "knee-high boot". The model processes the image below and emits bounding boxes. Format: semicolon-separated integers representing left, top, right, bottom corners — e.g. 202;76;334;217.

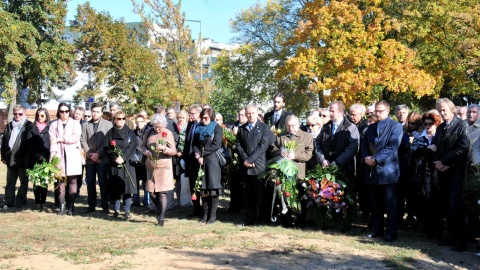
199;197;209;224
67;192;76;216
207;196;218;224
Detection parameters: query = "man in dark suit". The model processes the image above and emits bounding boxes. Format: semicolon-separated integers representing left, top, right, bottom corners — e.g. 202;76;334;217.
1;104;33;209
361;100;403;242
264;92;292;131
236;104;274;226
182;103;203;216
315;101;360;180
81;102;113;213
433;98;470;251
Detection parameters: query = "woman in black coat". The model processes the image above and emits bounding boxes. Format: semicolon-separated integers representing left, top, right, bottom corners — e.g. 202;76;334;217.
409;112;442;237
193;108;223;224
26;108;51;211
104;111;138;219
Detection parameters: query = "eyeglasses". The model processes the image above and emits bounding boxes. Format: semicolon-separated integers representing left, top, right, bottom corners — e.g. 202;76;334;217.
319;114;329;118
13;113;24;116
84;115;92;118
375;109;387;114
202;117;210;120
307;124;317;127
59;110;70;114
367;112;374;115
38;114;46;118
423;122;434;127
116;117;126;120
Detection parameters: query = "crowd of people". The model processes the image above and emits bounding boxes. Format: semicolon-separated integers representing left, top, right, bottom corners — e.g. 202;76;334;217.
1;94;480;252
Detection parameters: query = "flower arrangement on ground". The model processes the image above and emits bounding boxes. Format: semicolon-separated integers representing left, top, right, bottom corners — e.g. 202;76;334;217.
261;155;299;222
26;156;63;189
303;165;356;231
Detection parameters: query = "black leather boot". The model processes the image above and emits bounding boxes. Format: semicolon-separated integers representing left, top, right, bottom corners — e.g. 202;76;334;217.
199;197;208;224
207;196;218;224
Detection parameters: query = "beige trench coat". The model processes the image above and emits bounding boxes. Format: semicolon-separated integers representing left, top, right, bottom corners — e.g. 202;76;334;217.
141;128;176;192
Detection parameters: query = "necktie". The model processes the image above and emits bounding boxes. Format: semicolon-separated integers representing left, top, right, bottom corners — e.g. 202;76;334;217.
274;113;278;123
248;123;253;131
332;123;337;137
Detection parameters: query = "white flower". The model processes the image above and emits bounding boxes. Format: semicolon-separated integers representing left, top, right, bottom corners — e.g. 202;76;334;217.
45;180;49;184
301;182;307;188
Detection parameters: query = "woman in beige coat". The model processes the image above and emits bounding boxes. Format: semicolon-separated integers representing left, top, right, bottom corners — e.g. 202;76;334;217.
141;115;176;226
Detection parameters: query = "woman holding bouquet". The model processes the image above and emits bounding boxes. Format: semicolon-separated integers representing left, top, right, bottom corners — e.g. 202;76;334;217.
104;111;137;219
193;108;223;224
26;108;51;211
409;112;442;237
141;115;176;226
49;103;83;215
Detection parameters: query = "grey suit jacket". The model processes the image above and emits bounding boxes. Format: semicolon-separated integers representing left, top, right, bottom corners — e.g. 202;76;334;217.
81;118;113;164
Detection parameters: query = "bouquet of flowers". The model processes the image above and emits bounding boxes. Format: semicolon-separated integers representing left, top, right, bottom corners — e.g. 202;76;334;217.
26;156;63;189
191;168;204;201
222;128;236;148
271;126;284;136
262;156;299;213
110;139;135;187
302;165;355;231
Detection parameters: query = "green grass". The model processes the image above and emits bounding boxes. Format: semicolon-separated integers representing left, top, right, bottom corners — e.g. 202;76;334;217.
0;164;477;269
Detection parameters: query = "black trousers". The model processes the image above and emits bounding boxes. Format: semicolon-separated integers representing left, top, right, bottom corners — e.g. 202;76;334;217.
436;169;466;245
369;184;398;238
243;175;265;224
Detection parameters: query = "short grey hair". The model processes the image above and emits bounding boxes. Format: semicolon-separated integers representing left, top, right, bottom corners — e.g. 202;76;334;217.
189;104;202;113
306;115;320;124
350;103;366;116
151;114;167;127
245;104;257;111
436;98;456;113
468;104;480;111
13;104;26;112
285;115;299;125
110;102;122;110
395;104;408;113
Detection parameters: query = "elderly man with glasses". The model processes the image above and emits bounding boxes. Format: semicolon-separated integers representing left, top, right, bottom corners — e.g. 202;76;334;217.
1;104;33;209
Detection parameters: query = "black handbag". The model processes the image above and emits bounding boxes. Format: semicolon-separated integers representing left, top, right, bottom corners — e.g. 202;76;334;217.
216;148;227;167
129;148;144;167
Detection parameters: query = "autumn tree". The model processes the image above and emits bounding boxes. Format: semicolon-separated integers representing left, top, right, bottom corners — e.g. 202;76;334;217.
0;0;75;118
381;0;480;103
277;0;437;106
212;0;317;118
71;3;165;114
132;0;212;108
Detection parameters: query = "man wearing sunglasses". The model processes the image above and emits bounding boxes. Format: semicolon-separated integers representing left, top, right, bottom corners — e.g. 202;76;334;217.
1;104;33;209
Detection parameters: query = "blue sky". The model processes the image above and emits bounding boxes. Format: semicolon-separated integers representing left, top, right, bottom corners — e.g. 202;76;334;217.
66;0;264;44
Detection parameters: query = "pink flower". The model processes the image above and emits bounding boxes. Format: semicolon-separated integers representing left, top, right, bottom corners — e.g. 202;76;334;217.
285;191;290;197
191;194;197;201
110;140;116;146
161;131;168;137
276;180;281;186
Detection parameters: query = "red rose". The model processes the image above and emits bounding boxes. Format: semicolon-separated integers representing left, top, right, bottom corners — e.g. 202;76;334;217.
276;180;281;186
191;194;197;201
161;131;167;137
285;191;290;197
110;140;116;146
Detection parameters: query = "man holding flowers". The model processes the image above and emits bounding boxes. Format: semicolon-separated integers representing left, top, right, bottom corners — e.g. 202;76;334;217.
272;115;314;226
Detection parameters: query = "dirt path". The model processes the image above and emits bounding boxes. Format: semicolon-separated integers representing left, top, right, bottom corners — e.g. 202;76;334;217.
1;242;478;269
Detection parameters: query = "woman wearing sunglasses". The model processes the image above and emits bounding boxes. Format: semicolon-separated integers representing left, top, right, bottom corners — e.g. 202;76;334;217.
409;111;442;237
104;111;138;219
49;103;83;215
26;108;51;211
